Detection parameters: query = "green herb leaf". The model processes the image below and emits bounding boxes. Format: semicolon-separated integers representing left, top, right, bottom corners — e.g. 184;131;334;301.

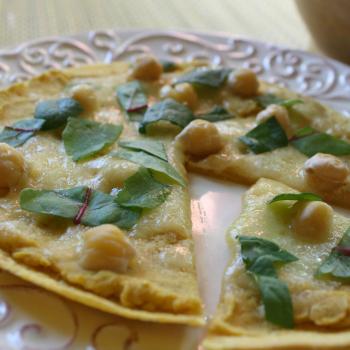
294;126;315;138
63;118;123;161
239;117;288;154
116;167;171;209
160;59;178;72
175;68;232;88
20;187;139;229
119;139;168;161
255;94;303;109
291;132;350;157
196;106;234;122
139;98;193;134
238;236;298;273
113;148;186;187
82;190;140;229
269;192;323;204
238;235;297;328
316;227;350;282
257;275;294;329
0;119;45;147
34;98;83;130
116;81;148;121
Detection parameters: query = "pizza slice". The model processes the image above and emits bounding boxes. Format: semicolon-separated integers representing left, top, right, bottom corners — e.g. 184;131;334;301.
204;178;350;349
0;60;204;326
178;78;350;208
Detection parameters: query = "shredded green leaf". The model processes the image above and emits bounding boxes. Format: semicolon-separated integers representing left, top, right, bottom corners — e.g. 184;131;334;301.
269;192;323;204
196;106;234;122
116;167;171;209
239;117;288;154
0;119;45;147
63;118;123;161
316;227;350;282
139;98;193;134
293;126;315;138
34;98;83;130
175;67;232;88
116;81;148;121
291;132;350;157
20;187;139;229
113;148;186;187
238;235;297;328
255;94;303;109
119;139;168;161
160;59;178;72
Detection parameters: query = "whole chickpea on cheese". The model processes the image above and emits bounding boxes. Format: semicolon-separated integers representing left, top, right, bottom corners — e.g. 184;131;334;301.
129;54;163;81
227;68;259;97
304;153;350;190
80;224;136;273
256;104;294;138
0;143;25;195
176;119;224;158
291;201;333;243
70;84;99;114
160;83;198;110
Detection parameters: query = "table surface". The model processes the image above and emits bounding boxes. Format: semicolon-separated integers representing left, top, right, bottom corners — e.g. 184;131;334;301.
0;0;319;54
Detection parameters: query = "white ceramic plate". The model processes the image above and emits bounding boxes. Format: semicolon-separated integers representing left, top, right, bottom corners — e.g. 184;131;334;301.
0;29;349;350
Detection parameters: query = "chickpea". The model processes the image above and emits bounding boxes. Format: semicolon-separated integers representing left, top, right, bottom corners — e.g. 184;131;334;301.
304;153;349;190
0;143;25;193
70;84;99;113
291;201;333;242
129;54;163;81
227;69;259;97
310;293;348;326
80;224;136;273
160;83;198;110
176;119;223;158
256;104;293;138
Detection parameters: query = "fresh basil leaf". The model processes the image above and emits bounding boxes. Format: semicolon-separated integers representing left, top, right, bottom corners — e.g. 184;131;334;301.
139;98;193;134
160;59;178;72
0;119;45;147
20;187;139;229
119;139;168;161
113;148;186;187
291;132;350;157
116;167;171;209
116;81;148;121
34;98;83;130
63;118;123;161
20;187;85;219
238;235;297;328
257;275;294;329
316;227;350;282
239;117;288;154
196;106;234;122
238;236;298;271
175;68;232;88
255;94;303;109
82;190;140;229
269;192;323;204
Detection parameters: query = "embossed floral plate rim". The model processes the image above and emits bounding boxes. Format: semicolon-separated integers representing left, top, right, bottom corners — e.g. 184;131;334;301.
0;28;349;113
0;29;349;350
